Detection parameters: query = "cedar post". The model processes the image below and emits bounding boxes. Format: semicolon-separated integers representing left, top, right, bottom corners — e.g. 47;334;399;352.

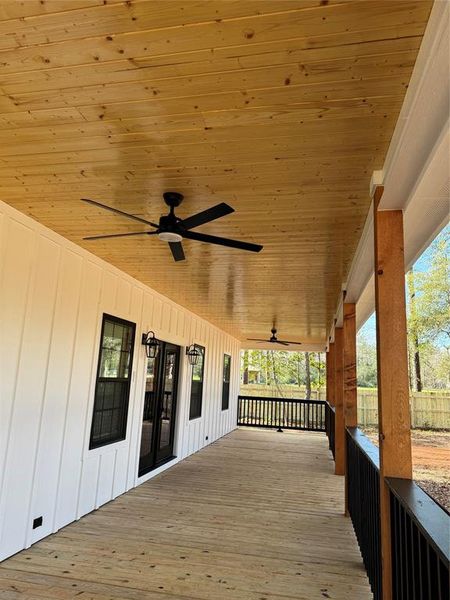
373;186;412;600
334;327;345;476
343;302;357;513
343;303;357;427
326;342;335;407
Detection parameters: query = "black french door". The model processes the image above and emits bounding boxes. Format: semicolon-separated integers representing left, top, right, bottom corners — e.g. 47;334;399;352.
138;342;180;477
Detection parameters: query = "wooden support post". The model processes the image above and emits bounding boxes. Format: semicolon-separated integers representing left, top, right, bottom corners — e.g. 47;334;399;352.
326;342;335;407
344;303;357;428
334;327;345;476
343;302;357;513
374;186;412;600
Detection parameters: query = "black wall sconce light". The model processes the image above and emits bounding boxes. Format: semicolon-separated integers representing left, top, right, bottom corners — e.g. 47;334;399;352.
142;331;160;359
186;344;200;366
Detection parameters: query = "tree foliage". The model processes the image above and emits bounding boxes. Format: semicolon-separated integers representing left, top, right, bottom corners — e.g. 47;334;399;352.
356;335;378;388
240;349;326;390
406;228;449;389
407;230;450;345
357;226;450;390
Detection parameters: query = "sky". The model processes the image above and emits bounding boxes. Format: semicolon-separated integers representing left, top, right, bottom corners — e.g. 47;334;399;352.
357;222;449;346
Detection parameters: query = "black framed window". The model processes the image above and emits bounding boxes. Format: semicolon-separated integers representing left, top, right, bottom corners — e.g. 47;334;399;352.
89;314;136;449
222;354;231;410
189;344;205;420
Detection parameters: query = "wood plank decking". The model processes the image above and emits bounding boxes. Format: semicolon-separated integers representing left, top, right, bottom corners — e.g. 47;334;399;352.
0;429;372;600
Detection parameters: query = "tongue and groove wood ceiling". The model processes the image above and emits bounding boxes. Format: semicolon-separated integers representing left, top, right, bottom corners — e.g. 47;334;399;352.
0;0;432;345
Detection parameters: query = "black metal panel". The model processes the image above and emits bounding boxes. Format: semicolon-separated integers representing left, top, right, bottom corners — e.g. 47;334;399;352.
388;478;450;600
346;428;382;600
237;395;326;431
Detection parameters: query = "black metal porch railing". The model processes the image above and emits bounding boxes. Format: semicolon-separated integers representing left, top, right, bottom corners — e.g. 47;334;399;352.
388;477;450;600
237;395;326;431
325;402;335;458
346;427;382;600
346;427;450;600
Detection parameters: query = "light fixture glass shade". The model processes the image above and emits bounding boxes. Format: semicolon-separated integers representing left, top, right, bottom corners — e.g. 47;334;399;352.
186;344;200;366
142;331;160;358
158;231;183;242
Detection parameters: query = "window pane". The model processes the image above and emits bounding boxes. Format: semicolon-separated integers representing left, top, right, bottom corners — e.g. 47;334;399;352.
222;354;231;410
192;346;204;381
90;315;136;449
189;345;205;420
223;355;231;382
99;319;133;379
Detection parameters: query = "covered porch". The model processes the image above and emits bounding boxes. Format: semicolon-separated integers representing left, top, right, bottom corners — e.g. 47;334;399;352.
0;0;449;598
0;428;371;600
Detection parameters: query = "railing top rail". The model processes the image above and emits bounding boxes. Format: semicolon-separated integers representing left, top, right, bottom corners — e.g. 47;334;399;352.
325;401;336;413
346;426;380;470
238;395;326;405
387;477;450;564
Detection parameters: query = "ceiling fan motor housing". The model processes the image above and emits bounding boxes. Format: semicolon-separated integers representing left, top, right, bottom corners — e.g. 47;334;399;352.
159;213;179;231
163;191;184;208
158;212;183;242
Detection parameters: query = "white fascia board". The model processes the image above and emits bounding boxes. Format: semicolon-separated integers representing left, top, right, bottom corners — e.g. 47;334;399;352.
355;274;375;332
345;171;383;304
326;286;345;347
335;289;344;328
381;0;449;210
403;122;450;270
343;0;450;333
355;123;450;332
345;202;374;304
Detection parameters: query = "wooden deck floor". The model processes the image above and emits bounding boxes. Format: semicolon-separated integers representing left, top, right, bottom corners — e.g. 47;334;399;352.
0;429;372;600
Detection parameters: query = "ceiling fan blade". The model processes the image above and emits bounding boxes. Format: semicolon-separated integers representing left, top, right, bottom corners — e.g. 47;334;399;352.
82;198;159;228
277;340;302;345
276;341;290;346
247;338;269;342
169;241;185;262
180;203;234;230
83;231;156;240
181;230;263;253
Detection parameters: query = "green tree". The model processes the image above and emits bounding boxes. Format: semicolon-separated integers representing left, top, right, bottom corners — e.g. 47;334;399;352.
407;267;423;391
410;230;450;345
356;334;377;388
304;352;311;399
406;228;449;389
240;349;326;394
242;350;249;384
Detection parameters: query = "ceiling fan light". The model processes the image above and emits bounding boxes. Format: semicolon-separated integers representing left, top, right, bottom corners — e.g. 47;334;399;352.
158;231;182;243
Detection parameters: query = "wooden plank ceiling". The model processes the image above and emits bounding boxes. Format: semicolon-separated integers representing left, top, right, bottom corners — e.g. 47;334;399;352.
0;0;432;345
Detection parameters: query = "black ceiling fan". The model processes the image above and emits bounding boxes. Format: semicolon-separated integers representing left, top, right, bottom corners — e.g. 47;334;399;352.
81;192;263;262
247;327;302;346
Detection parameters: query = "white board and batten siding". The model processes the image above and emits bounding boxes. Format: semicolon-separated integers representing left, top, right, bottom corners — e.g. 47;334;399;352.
0;199;241;561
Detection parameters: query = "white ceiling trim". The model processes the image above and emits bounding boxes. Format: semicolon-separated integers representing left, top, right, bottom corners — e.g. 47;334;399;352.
381;0;450;210
333;0;450;335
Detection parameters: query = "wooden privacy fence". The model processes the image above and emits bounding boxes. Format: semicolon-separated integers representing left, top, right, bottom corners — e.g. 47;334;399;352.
240;385;450;430
357;391;450;429
241;384;327;401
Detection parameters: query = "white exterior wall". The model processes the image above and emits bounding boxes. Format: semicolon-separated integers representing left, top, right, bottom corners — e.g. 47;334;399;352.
0;199;241;561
